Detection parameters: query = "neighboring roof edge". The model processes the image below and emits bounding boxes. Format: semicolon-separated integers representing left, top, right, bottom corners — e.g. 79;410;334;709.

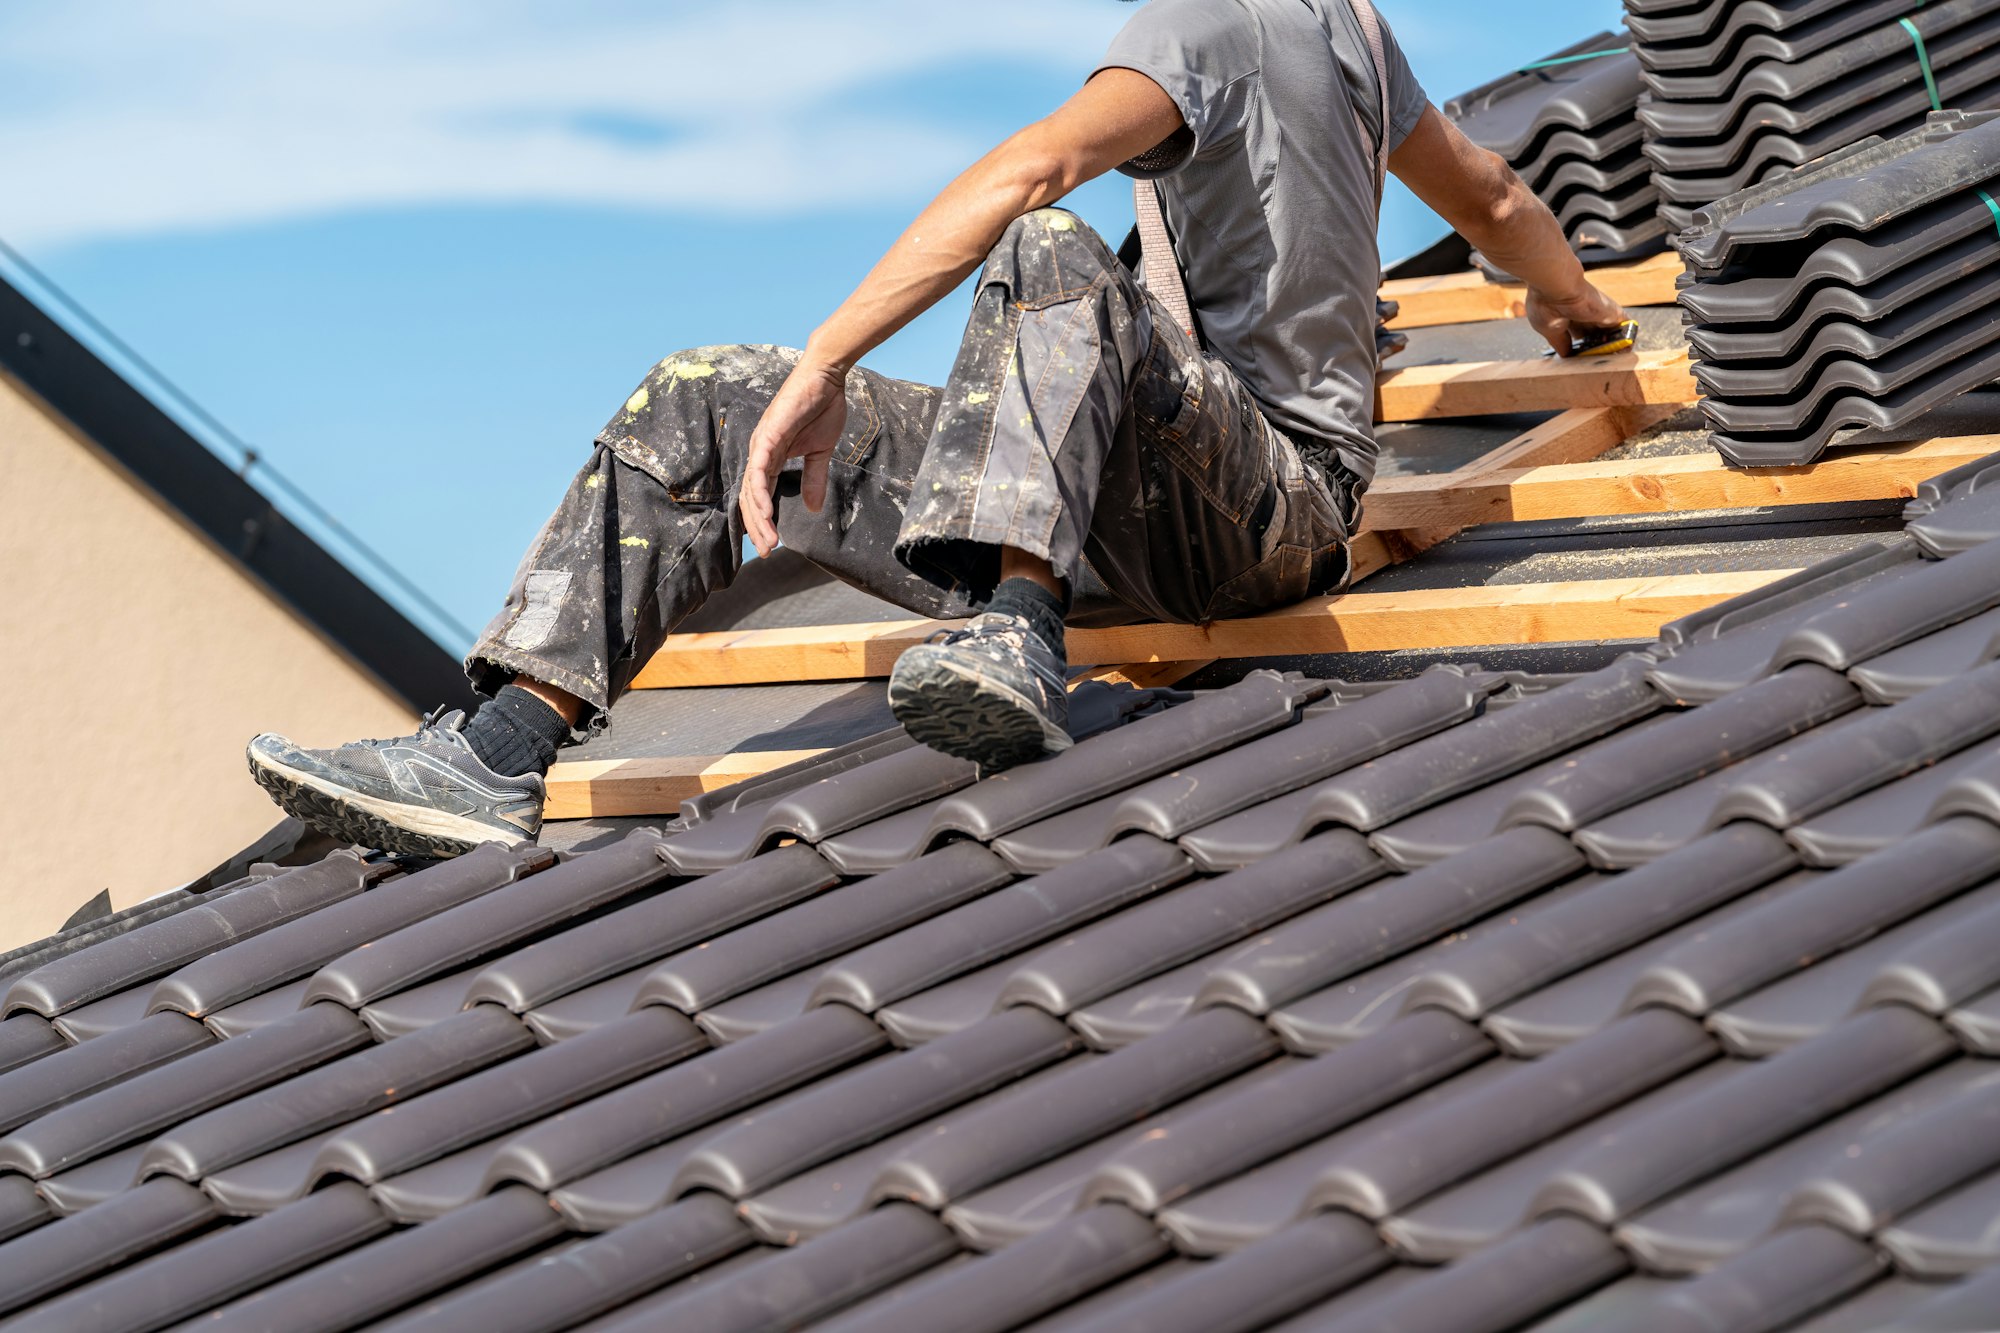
0;273;476;715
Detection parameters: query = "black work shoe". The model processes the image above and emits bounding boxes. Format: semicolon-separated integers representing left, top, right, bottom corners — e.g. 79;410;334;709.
246;709;544;859
887;610;1072;771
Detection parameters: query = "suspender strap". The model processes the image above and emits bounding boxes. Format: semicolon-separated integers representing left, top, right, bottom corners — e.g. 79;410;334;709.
1133;177;1198;340
1345;0;1392;202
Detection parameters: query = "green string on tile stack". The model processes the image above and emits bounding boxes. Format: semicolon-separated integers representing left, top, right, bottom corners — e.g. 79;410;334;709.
1896;7;2000;238
1517;46;1629;73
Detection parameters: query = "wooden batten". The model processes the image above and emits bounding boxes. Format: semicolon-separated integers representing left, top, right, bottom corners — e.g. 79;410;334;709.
1380;252;1681;329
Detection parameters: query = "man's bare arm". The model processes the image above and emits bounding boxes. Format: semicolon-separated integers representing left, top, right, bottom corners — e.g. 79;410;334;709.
740;69;1185;557
1388;104;1627;355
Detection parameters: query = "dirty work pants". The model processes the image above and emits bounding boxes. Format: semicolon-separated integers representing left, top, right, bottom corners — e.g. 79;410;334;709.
468;207;1357;719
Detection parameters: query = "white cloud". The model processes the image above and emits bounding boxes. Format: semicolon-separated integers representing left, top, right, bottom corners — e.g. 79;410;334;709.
0;1;1133;250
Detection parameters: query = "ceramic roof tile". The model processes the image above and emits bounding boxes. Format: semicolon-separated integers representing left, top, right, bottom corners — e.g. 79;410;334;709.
0;1173;49;1244
1312;1217;1628;1333
1648;1225;1887;1333
0;1011;214;1135
0;1015;66;1078
1878;1167;2000;1277
1788;736;2000;865
1848;607;2000;704
0;1176;217;1320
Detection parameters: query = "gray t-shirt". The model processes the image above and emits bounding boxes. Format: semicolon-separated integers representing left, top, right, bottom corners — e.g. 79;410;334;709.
1097;0;1429;482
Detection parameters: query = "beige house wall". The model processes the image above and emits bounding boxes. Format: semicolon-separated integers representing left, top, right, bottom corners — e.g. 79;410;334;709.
0;371;416;951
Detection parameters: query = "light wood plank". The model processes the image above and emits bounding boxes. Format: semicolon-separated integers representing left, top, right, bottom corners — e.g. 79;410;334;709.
544;750;824;820
1362;434;1998;534
1380;252;1682;329
631;568;1794;688
1375;347;1697;422
1071;660;1215;689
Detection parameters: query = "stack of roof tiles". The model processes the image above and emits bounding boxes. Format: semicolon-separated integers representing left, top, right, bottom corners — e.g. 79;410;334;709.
1678;109;2000;466
1446;31;1666;261
3;469;2000;1330
1630;0;2000;231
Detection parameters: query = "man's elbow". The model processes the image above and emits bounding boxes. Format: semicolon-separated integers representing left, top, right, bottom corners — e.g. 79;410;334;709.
1468;158;1542;244
990;130;1082;213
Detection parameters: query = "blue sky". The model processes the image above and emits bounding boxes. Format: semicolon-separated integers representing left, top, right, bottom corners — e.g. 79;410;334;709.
0;0;1622;656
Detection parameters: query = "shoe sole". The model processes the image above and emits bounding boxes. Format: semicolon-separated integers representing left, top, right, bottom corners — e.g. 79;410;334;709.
888;649;1071;773
247;750;521;860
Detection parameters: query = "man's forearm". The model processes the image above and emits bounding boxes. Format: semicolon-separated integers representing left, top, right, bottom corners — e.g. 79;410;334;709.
1459;173;1593;301
805;130;1072;374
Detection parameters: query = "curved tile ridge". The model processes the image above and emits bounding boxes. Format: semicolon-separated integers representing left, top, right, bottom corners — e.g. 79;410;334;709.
302;830;673;1011
149;843;552;1020
1400;825;1798;1022
0;1176;216;1320
1626;816;2000;1017
1772;528;2000;673
308;1006;705;1188
1530;1007;1957;1227
1082;1010;1490;1216
0;1001;370;1180
462;844;837;1013
1706;662;2000;831
1307;1009;1717;1222
916;671;1318;850
993;668;1497;869
659;744;976;873
809;837;1190;1015
1181;657;1661;870
1861;889;2000;1017
1192;826;1583;1017
4;851;383;1019
1502;666;1860;834
1928;747;2000;827
1642;1225;1885;1333
0;1010;216;1136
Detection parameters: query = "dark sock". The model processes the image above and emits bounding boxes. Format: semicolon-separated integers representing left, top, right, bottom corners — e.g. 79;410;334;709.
462;684;570;777
986;577;1067;655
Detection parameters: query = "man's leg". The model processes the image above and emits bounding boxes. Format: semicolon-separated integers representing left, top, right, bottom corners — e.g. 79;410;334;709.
883;208;1353;767
248;344;956;858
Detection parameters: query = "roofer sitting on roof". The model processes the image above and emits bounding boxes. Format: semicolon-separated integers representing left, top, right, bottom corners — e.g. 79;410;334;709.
246;0;1630;860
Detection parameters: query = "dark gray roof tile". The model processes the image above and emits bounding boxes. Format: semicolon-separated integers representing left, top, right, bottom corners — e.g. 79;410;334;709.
1530;1008;1958;1225
1849;608;2000;704
657;743;976;872
1930;748;2000;825
51;983;160;1041
310;1007;703;1187
1788;738;2000;865
194;1185;565;1333
814;797;952;874
634;843;1011;1015
739;1057;1088;1244
356;965;489;1039
561;1247;780;1330
1048;1213;1386;1333
1306;1010;1716;1223
675;1008;1077;1202
1482;872;1821;1055
0;1176;217;1319
996;835;1383;1018
36;1142;148;1213
993;670;1495;870
1315;1218;1627;1333
1783;1061;2000;1238
1912;492;2000;557
147;843;553;1020
370;1132;515;1223
1706;666;2000;830
0;1173;49;1244
812;1204;1167;1333
1617;1058;1994;1272
1084;1010;1490;1218
520;966;650;1043
2;851;384;1020
4;1181;388;1333
484;1005;884;1193
1192;827;1583;1016
1261;1266;1432;1331
1402;826;1797;1022
301;831;673;1010
0;1002;369;1180
810;837;1190;1014
1155;1059;1512;1256
139;1006;534;1185
1648;540;1925;701
872;1008;1276;1212
459;844;837;1013
1867;884;2000;1017
1894;1261;2000;1330
944;1059;1302;1249
372;1194;750;1333
199;1131;347;1216
1879;1168;2000;1277
0;1014;66;1077
695;968;829;1043
204;977;314;1037
1628;818;2000;1017
1645;1225;1885;1333
1503;667;1860;833
1183;661;1660;869
1267;871;1610;1051
1066;950;1225;1049
874;957;1019;1046
584;1201;958;1333
1010;1257;1203;1332
0;1010;213;1135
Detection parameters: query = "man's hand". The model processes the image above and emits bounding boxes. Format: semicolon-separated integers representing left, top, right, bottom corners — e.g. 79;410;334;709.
1526;281;1629;358
740;356;848;558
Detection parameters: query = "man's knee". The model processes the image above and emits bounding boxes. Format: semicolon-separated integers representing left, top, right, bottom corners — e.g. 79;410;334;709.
988;208;1115;293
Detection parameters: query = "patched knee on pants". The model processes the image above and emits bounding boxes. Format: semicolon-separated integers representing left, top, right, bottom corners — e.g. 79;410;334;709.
504;571;574;652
